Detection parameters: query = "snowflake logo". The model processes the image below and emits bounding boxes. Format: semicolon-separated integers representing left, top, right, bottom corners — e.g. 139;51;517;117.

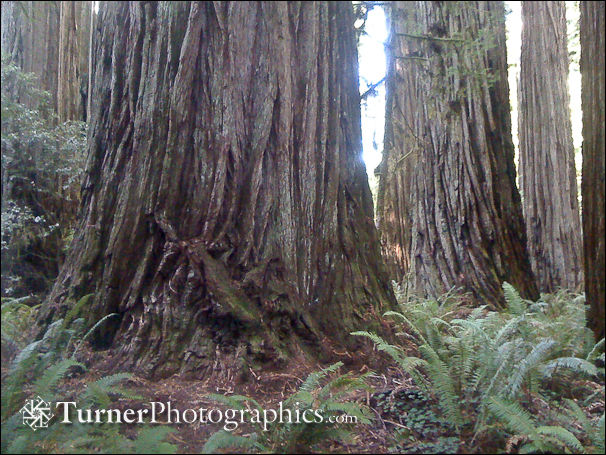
20;396;53;430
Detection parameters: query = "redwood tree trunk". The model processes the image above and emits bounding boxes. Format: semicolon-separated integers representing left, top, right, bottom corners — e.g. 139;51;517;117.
580;1;605;341
376;2;416;283
377;1;538;305
518;1;582;293
41;1;395;378
57;1;82;122
57;1;91;122
1;1;91;121
1;1;60;112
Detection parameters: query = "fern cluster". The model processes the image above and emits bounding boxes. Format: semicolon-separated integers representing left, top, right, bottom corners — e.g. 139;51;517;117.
1;304;177;454
354;282;605;453
488;396;604;453
202;362;373;453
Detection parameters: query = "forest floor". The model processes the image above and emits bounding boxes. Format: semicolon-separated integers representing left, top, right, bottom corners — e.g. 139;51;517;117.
62;344;409;453
68;349;602;454
4;339;603;454
3;292;603;454
37;339;510;454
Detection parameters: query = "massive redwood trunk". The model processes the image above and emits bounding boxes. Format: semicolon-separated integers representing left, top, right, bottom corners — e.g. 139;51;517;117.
377;1;538;305
580;1;605;341
518;1;582;293
40;1;395;378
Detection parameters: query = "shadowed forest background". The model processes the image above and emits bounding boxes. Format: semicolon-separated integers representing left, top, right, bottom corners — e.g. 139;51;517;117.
1;1;604;454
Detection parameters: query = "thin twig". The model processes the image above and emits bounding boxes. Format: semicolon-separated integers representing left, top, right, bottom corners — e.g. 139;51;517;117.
360;76;386;100
395;32;465;43
383;419;411;430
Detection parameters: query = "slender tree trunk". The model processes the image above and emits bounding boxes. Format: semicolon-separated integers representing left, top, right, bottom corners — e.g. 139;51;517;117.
57;2;85;122
518;1;582;293
1;1;60;112
376;2;417;286
78;2;92;85
40;1;395;378
377;1;538;306
580;1;605;341
86;1;96;122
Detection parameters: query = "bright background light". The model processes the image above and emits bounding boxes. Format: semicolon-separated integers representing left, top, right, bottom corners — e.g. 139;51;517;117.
358;6;388;193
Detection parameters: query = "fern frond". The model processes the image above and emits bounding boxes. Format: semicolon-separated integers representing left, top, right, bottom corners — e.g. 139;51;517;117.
479;341;518;402
323;402;372;425
62;293;95;329
132;426;177;454
284;390;315;408
33;358;83;399
202;430;261;454
494;314;524;345
535;426;584;452
564;398;593;432
519;442;541;453
488;397;536;436
419;344;462;427
503;282;527;315
300;362;343;393
384;356;427;393
542;357;599;379
72;313;119;358
319;373;371;401
90;372;132;389
586;338;605;362
351;331;407;364
507;339;556;398
382;311;428;345
451;318;491;345
9;340;42;372
82;373;134;407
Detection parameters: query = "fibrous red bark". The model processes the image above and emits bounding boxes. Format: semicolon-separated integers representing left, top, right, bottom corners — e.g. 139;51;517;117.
2;1;92;121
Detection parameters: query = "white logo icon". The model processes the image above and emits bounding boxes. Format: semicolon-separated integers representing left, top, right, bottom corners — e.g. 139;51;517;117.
20;396;53;430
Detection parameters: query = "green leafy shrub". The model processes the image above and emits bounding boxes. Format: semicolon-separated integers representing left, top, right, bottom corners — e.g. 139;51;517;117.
1;58;86;298
1;295;40;355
